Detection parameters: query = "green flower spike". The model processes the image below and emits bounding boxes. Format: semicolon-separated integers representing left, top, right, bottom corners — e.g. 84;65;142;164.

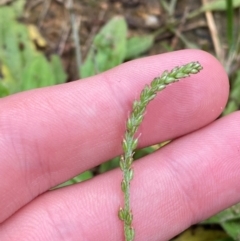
119;61;203;241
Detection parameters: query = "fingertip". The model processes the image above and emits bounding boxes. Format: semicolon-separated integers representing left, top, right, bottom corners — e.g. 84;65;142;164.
102;49;229;105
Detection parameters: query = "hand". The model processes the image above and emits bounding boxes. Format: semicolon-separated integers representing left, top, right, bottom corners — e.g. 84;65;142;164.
0;49;238;241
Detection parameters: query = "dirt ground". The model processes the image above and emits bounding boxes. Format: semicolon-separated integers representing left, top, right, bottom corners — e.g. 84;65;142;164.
22;0;229;80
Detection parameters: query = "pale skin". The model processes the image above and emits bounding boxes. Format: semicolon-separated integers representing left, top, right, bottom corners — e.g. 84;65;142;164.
0;49;239;241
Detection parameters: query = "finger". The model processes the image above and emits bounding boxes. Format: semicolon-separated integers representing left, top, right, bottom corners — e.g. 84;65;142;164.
1;112;240;241
0;50;228;222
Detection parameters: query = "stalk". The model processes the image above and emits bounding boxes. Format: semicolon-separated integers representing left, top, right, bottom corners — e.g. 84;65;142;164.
118;62;203;241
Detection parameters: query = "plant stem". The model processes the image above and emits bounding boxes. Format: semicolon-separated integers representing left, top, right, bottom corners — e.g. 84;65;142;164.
118;62;203;241
226;0;234;52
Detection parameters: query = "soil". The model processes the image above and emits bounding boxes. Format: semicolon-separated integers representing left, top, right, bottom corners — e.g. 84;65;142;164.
22;0;228;80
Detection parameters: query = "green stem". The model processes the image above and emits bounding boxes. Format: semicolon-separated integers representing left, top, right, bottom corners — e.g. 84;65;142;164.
226;0;234;52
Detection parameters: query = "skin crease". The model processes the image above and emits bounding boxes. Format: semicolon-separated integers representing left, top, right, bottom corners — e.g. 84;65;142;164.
1;49;240;240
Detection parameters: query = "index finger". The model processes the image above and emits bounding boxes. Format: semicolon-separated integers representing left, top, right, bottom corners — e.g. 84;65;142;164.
0;49;228;223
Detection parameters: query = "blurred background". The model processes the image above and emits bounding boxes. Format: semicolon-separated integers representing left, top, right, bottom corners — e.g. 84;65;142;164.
0;0;240;240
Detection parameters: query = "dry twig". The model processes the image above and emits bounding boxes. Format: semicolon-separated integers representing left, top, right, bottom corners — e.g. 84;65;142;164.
202;0;224;62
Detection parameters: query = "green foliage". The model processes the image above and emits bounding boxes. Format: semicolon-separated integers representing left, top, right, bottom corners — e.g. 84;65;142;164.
226;0;234;49
188;0;240;19
223;70;240;115
99;157;119;173
172;226;232;241
80;17;154;78
53;171;93;189
0;1;67;96
0;82;9;97
11;0;26;17
125;35;154;60
21;54;67;91
50;55;68;84
204;204;240;240
201;0;240;11
133;146;155;160
80;16;127;78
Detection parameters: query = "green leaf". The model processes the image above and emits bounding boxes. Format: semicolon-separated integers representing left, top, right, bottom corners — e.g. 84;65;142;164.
99;157;119;173
172;226;231;241
0;63;15;92
71;171;93;183
0;5;15;23
0;6;37;92
80;16;127;78
229;71;240;102
201;0;240;12
0;23;27;84
50;55;67;84
133;146;155;160
12;0;26;17
204;210;240;224
0;81;10;97
125;35;154;60
203;204;240;239
21;55;56;90
188;0;240;19
221;221;240;240
224;70;240;115
52;171;93;189
0;4;66;94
